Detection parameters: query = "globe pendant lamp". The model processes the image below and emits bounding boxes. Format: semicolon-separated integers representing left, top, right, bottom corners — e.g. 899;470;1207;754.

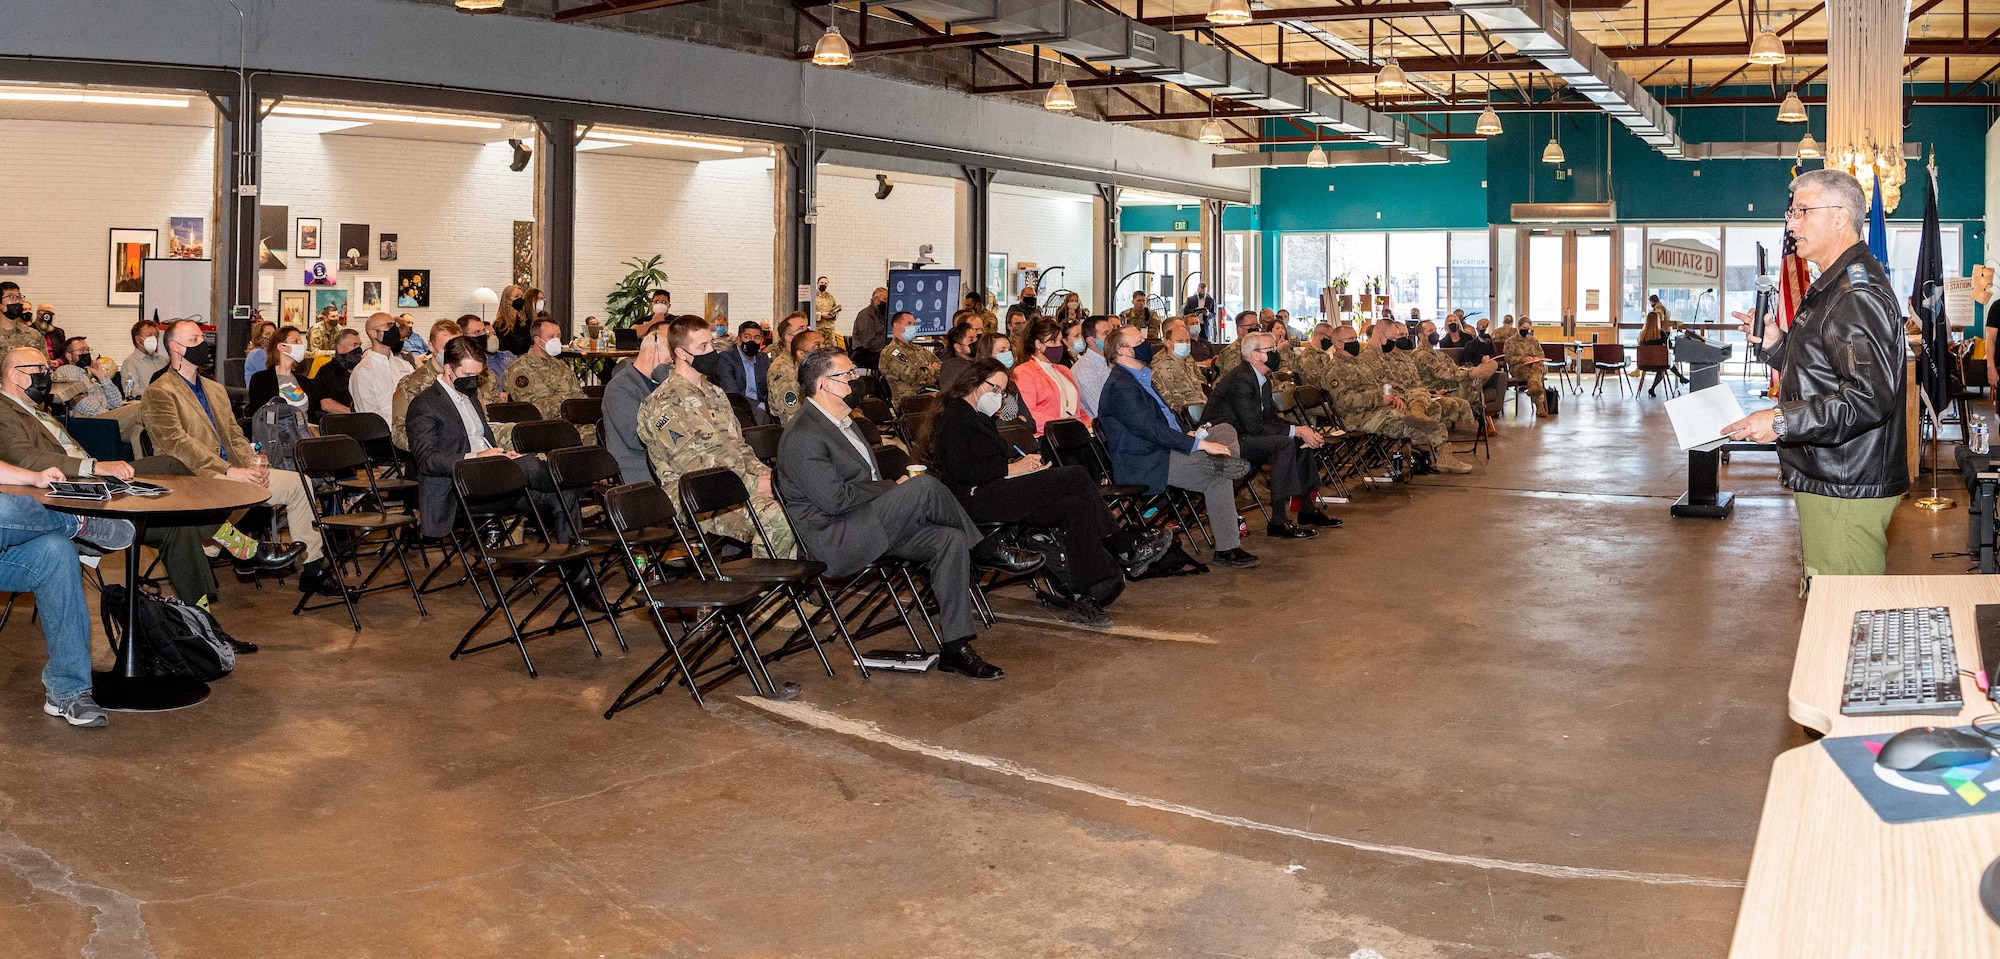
1777;90;1807;123
1044;80;1076;112
1475;105;1503;136
1207;0;1252;26
812;25;854;67
1797;132;1821;159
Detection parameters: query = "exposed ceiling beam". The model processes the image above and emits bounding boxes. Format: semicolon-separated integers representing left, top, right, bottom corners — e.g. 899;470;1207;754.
553;0;709;24
1276;55;1545;77
1135;3;1455;28
1603;38;2000;60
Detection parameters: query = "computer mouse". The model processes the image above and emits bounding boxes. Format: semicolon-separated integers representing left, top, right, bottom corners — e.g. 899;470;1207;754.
1982;856;2000;926
1876;726;1995;771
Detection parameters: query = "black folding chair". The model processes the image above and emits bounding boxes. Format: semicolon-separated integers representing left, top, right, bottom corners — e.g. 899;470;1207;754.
600;483;776;715
319;411;419;510
447;456;626;677
742;424;783;467
510;419;583;456
485;401;542;424
769;471;938;655
289;436;425;631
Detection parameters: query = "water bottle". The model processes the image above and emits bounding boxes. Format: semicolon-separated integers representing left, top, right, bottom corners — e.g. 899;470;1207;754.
1974;414;1991;455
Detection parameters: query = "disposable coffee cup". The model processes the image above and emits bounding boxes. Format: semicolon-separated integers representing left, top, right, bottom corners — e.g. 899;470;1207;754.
907;464;927;479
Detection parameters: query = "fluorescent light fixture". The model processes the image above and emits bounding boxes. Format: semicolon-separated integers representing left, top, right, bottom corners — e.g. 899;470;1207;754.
456;0;504;9
581;130;745;152
262;116;371;135
0;90;189;108
270;105;502;129
1118;189;1192;205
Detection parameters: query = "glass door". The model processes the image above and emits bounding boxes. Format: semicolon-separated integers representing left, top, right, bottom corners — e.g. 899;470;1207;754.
1523;227;1617;336
1526;231;1567;331
1573;232;1613;329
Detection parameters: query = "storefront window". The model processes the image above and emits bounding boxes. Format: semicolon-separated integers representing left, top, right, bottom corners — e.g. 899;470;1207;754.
1493;227;1518;321
1644;225;1723;328
1327;233;1387;307
1387;232;1448;320
1223;232;1252;317
1447;231;1489;319
1280;234;1328;318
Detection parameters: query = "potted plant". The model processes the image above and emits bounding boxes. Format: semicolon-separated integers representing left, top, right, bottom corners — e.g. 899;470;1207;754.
604;254;670;329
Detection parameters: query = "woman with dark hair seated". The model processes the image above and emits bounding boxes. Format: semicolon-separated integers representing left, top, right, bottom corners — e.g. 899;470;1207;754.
921;358;1171;627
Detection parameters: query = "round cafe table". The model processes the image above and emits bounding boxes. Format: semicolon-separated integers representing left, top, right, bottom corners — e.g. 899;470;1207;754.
0;474;269;711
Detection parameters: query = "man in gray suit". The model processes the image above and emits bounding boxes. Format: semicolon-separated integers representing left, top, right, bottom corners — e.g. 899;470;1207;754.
775;347;1039;681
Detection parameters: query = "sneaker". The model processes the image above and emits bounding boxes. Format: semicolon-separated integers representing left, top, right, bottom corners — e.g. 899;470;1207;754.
43;690;108;728
1433;451;1476;474
72;517;135;556
1119;529;1173;579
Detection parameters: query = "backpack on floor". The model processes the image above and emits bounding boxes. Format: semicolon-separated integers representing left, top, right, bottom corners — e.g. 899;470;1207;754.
99;584;237;682
1128;538;1208;580
1017;528;1125;607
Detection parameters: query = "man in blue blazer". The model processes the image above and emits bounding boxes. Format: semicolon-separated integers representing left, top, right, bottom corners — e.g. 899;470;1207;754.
1095;326;1260;569
712;320;771;420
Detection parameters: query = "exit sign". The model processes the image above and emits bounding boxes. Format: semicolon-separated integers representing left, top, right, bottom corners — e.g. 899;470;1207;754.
1172;220;1189;231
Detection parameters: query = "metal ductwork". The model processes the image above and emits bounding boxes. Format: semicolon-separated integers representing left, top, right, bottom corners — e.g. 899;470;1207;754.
1448;0;1685;157
870;0;1447;162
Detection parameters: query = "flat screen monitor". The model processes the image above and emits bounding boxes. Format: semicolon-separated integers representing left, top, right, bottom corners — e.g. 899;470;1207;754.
887;269;960;338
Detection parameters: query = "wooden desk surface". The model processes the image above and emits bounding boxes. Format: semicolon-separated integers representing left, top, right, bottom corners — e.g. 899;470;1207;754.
1728;745;2000;958
1787;575;2000;737
0;474;268;522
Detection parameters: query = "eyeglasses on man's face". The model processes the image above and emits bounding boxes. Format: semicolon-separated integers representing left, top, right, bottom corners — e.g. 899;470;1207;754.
1785;204;1840;221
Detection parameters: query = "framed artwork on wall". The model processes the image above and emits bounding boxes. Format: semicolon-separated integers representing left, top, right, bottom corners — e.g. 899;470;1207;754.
168;217;204;259
378;233;398;262
279;289;311;329
397;269;430;308
259;205;288;271
986;252;1008;304
302;261;336;286
512;220;533;286
356;276;386;314
296;218;321;259
108;228;157;306
339;223;369;271
314;287;349;327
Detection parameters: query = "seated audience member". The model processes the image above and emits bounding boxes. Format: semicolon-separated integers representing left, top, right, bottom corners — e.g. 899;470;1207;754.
1096;326;1256;568
1439;318;1474;350
246;327;314;414
506;316;585;419
602;328;672;486
51;335;145;444
142;320;341;596
1186;315;1221;362
1638;312;1688;395
969;332;1030;431
634;289;674;339
1308;325;1457;463
350;312;415;423
1203;333;1338;538
122;319;168;395
1012;318;1087;435
764;313;809;417
923;360;1171;627
0;347;229;606
310;328;361;420
1150;320;1208;415
878;311;940;405
406;336;572;552
0;461;139;727
1499;316;1549;416
1071;315;1116;416
775;348;1040;681
1214;311;1256;379
937;320;980;392
243;320;278;380
637;316;794;557
1004;306;1030;344
712;320;771;416
307;307;345;353
771;328;823;427
1413;321;1498;430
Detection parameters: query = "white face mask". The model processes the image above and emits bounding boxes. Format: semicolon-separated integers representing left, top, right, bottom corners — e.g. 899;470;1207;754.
651;302;669;316
533;299;544;314
283;343;306;362
543;338;564;358
1171;342;1191;359
142;335;159;353
975;391;1004;417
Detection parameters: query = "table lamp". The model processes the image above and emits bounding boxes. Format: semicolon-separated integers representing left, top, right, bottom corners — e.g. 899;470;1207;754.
470;286;499;320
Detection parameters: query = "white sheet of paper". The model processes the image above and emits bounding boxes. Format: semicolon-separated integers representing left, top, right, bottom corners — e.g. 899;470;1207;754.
1664;385;1748;450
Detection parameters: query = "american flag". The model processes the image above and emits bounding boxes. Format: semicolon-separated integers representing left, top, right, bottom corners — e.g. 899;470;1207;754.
1775;225;1811;331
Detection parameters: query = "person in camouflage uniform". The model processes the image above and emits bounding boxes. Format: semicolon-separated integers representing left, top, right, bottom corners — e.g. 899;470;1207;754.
1118;291;1164;340
813;275;841;342
505;317;584;419
637;317;794;559
1149;319;1207;415
1413;319;1496;420
1373;321;1477;434
392;320;499;450
1499;318;1550;416
307;308;345;353
1315;327;1473;473
0;286;46;357
770;328;823;427
1213;311;1256;380
764;314;808;423
878;311;940;405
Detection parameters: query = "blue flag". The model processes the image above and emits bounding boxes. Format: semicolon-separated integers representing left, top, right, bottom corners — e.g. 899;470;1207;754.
1867;179;1888;263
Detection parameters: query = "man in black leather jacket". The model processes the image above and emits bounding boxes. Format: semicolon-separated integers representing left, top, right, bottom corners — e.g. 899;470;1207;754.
1724;169;1908;582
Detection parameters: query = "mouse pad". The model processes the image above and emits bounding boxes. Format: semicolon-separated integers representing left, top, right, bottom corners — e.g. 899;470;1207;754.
1823;728;2000;824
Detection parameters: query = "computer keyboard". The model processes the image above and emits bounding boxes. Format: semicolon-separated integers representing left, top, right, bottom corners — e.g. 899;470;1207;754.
1840;606;1964;717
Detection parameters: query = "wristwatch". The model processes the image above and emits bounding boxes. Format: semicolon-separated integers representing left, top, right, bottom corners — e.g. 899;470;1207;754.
1770;408;1788;441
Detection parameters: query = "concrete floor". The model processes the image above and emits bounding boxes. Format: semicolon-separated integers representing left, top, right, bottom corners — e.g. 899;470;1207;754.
0;375;1977;959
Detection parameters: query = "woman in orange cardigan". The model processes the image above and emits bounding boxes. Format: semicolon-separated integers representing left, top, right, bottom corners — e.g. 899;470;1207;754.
1011;317;1088;435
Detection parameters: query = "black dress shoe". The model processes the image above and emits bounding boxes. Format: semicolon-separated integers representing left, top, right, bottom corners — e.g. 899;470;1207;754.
1265;522;1317;539
1296;510;1343;528
971;539;1043;574
225;637;259;655
1212;547;1261;568
937;643;1004;680
236;541;305;573
296;561;355;599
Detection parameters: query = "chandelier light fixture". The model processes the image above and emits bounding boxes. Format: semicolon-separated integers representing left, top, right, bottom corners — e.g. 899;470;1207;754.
1825;0;1906;212
1475;105;1503;136
1044;80;1076;112
1207;0;1253;26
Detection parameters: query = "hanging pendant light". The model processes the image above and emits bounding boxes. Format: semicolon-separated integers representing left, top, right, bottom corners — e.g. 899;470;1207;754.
454;0;504;10
1796;132;1821;159
1376;59;1408;93
1207;0;1253;26
1777;90;1807;122
1475;105;1503;136
1043;80;1076;112
1748;29;1786;65
1306;144;1328;168
1542;136;1564;164
812;24;854;67
1199;118;1226;145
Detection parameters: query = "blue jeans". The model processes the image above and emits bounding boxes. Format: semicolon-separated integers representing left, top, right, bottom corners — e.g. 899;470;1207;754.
0;492;80;548
0;526;94;700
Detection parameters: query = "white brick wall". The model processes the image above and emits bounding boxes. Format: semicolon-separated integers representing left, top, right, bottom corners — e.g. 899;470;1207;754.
574;152;774;329
259;126;531;327
812;165;957;335
0;118;215;350
990;185;1095;312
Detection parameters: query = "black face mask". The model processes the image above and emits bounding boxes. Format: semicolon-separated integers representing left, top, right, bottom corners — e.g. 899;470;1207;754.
453;374;482;396
1395;336;1416;352
22;372;50;405
335;349;363;370
1341;341;1361;356
181;342;214;369
1;303;22;320
1130;342;1155;365
1427;334;1441;346
1316;337;1332;351
511;297;525;311
378;328;401;349
1262;348;1282;370
1021;296;1037;309
73;352;92;368
739;340;761;357
817;283;828;291
688;350;722;377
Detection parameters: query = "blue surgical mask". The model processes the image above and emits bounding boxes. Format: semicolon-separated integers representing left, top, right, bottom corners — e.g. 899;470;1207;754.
992;350;1014;368
1171;342;1190;359
1069;338;1085;354
899;327;917;342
